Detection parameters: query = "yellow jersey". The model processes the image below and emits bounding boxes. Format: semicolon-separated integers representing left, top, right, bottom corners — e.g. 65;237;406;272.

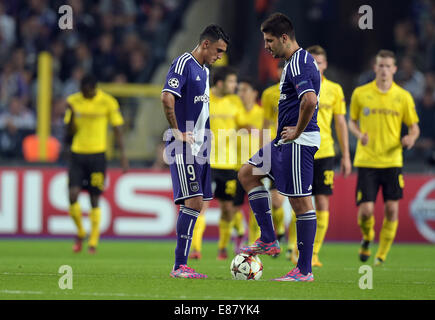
209;92;244;170
65;89;124;154
236;103;264;169
350;80;419;168
261;82;280;140
315;76;346;159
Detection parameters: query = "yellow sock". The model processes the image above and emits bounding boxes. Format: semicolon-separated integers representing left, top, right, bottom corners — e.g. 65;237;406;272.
191;214;206;252
358;215;375;242
248;210;261;244
218;218;232;250
313;210;329;256
287;210;297;250
88;207;101;247
69;202;86;239
232;210;245;237
376;218;398;261
272;206;285;236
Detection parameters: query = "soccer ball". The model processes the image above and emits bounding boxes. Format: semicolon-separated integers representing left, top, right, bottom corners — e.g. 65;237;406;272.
230;253;263;280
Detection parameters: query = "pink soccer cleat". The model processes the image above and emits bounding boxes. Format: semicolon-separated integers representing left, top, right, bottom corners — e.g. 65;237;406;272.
239;238;281;256
72;236;84;253
170;265;208;279
271;267;314;282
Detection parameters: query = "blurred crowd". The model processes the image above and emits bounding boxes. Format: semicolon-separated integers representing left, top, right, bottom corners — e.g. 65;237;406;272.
0;0;184;160
388;0;435;165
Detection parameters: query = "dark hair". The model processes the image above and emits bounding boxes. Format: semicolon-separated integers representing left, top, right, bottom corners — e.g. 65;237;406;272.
261;12;295;40
199;24;230;45
211;66;237;86
80;74;97;89
238;77;260;93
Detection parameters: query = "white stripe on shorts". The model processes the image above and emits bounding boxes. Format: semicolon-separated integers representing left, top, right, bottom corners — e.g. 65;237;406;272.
176;154;188;197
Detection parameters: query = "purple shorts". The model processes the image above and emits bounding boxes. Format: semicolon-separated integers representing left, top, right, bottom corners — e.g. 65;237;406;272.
169;152;213;204
248;141;317;197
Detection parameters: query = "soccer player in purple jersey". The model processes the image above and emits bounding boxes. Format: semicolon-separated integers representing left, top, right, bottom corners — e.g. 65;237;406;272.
238;13;321;282
161;25;229;279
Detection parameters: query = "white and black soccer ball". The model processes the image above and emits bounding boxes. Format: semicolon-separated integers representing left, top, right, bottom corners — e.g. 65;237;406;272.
168;77;179;88
230;253;263;280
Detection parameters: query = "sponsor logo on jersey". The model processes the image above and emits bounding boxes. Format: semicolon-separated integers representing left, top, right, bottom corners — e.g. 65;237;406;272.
194;94;209;104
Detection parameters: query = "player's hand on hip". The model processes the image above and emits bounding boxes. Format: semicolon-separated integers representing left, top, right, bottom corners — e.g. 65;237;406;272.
359;133;369;146
173;129;195;145
401;135;415;150
280;126;298;142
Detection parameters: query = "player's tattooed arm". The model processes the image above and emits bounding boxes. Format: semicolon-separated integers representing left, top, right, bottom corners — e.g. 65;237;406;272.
161;92;194;144
281;91;317;142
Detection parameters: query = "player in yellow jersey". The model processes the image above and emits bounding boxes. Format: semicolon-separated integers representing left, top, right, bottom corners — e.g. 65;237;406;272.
349;50;420;266
189;66;243;260
234;78;264;252
286;45;352;266
65;75;129;254
261;61;287;255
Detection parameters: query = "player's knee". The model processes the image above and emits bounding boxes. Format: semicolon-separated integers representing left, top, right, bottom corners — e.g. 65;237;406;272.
384;201;399;221
90;195;100;208
358;202;374;219
238;164;259;189
69;188;80;204
237;166;248;186
184;197;203;212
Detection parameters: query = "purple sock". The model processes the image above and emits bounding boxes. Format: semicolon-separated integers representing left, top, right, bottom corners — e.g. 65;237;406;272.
174;206;199;270
248;186;276;243
296;211;317;275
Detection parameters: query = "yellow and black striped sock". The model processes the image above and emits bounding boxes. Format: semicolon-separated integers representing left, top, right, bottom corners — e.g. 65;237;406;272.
313;210;329;256
287;210;297;251
232;210;245;237
358;215;375;242
88;207;101;247
191;214;206;252
69;202;86;239
272;206;285;238
376;218;398;261
248;210;261;244
218;218;232;250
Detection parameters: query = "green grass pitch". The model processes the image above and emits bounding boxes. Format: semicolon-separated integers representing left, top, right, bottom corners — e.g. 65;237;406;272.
0;239;434;300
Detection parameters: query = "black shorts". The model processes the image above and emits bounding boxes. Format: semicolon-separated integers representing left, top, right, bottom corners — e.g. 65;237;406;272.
68;152;107;195
312;157;335;196
233;178;246;206
211;169;238;201
356;167;404;206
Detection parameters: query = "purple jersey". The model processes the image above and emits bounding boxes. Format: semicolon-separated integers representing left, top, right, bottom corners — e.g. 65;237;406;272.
277;48;321;148
162;52;210;156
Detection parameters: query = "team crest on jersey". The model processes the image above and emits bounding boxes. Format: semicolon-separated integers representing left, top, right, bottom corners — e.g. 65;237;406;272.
190;182;200;192
363;107;370;116
168;78;179;88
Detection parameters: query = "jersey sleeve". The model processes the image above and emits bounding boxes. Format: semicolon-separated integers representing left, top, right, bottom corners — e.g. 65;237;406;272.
289;56;318;100
402;91;419;126
349;88;361;121
162;55;189;98
333;84;346;115
108;96;124;127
